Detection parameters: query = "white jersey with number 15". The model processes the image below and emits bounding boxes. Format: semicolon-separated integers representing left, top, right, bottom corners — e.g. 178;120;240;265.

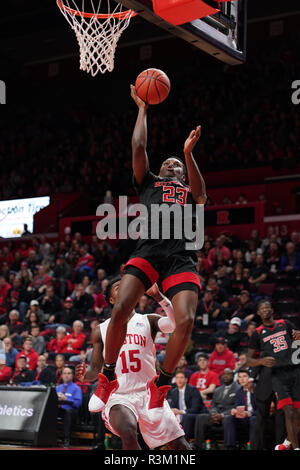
100;311;157;394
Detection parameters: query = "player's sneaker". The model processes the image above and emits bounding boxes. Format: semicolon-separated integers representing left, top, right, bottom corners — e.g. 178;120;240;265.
275;440;292;450
146;375;171;416
88;373;118;413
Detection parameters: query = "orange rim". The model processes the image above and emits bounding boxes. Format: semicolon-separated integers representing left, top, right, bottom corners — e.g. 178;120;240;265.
57;0;137;19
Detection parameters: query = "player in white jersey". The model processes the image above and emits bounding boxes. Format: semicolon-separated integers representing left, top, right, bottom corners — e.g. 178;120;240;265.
75;276;190;450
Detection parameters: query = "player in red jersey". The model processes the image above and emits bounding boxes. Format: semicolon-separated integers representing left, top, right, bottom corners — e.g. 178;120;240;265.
95;85;207;415
76;278;190;450
247;299;300;450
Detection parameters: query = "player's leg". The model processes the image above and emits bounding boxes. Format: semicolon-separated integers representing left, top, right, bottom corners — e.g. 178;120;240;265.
290;369;300;448
157;288;198;387
293;408;300;443
139;395;187;450
109;405;141;450
282;404;299;449
252;397;272;450
165;436;191;450
275;370;300;450
103;258;159;377
146;286;198;413
92;261;157;412
102;273;145;378
89;273;145;412
153;255;201;389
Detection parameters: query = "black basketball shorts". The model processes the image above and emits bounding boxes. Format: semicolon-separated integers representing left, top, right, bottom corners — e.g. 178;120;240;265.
272;366;300;410
123;252;201;300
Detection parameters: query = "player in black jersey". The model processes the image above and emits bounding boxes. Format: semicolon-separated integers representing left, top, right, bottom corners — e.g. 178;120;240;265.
247;299;300;450
95;84;207;413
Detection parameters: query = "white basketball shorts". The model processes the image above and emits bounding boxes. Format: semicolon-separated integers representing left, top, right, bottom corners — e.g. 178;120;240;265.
102;390;184;449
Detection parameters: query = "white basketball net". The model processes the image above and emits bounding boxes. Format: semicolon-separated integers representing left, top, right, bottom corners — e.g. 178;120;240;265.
57;0;136;75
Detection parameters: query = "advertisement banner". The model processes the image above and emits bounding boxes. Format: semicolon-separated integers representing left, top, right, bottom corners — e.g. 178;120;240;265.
0;388;45;432
0;386;57;445
0;196;50;238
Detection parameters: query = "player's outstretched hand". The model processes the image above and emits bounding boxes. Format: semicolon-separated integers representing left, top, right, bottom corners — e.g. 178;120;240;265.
130;84;148;109
75;362;86;383
184;125;201;155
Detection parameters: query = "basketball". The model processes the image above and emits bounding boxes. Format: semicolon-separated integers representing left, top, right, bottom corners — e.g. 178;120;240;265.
135;68;171;105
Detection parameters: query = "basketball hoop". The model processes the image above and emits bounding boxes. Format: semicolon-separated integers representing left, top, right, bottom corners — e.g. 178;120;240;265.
57;0;137;75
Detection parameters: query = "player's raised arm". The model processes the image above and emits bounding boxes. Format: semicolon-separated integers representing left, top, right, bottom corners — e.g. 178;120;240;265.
183;125;207;205
130;84;150;186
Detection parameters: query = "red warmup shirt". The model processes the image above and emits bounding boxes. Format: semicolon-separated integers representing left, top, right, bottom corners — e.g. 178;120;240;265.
0;252;15;267
15;349;39;371
0;365;12;384
208;347;236;377
202;257;213;273
16;247;31;259
208;246;231;264
47;337;66;354
189;369;220;391
75;254;94;270
59;332;86;354
30;274;52;290
0;282;12;313
93;292;107;310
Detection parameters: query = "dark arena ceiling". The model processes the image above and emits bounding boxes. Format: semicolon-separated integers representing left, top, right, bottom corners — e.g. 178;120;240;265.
0;0;299;66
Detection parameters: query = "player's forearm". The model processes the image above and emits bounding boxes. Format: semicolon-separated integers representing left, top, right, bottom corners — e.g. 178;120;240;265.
158;294;176;333
132;107;149;183
184;152;207;204
132;106;148;151
84;349;103;382
84;363;101;382
246;355;264;368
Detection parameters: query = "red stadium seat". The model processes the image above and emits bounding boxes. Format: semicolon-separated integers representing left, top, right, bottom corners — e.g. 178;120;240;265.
274;301;297;314
273;286;296;301
258;283;275;297
281;313;300;329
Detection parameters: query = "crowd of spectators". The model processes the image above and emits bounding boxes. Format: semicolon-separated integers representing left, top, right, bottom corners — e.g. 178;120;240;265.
0;44;299;210
0;225;299;448
0;36;300;449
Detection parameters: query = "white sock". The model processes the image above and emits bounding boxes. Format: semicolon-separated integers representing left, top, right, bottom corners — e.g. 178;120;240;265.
284;439;291;447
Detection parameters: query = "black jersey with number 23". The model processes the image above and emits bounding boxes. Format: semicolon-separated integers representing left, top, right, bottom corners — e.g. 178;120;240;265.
133;171;199;260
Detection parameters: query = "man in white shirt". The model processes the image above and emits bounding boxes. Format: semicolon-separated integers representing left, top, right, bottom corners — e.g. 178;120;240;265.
171;371;188;420
168;370;207;441
225;369;256;449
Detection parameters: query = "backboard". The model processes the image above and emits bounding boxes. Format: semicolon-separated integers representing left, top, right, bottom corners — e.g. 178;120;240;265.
117;0;247;65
